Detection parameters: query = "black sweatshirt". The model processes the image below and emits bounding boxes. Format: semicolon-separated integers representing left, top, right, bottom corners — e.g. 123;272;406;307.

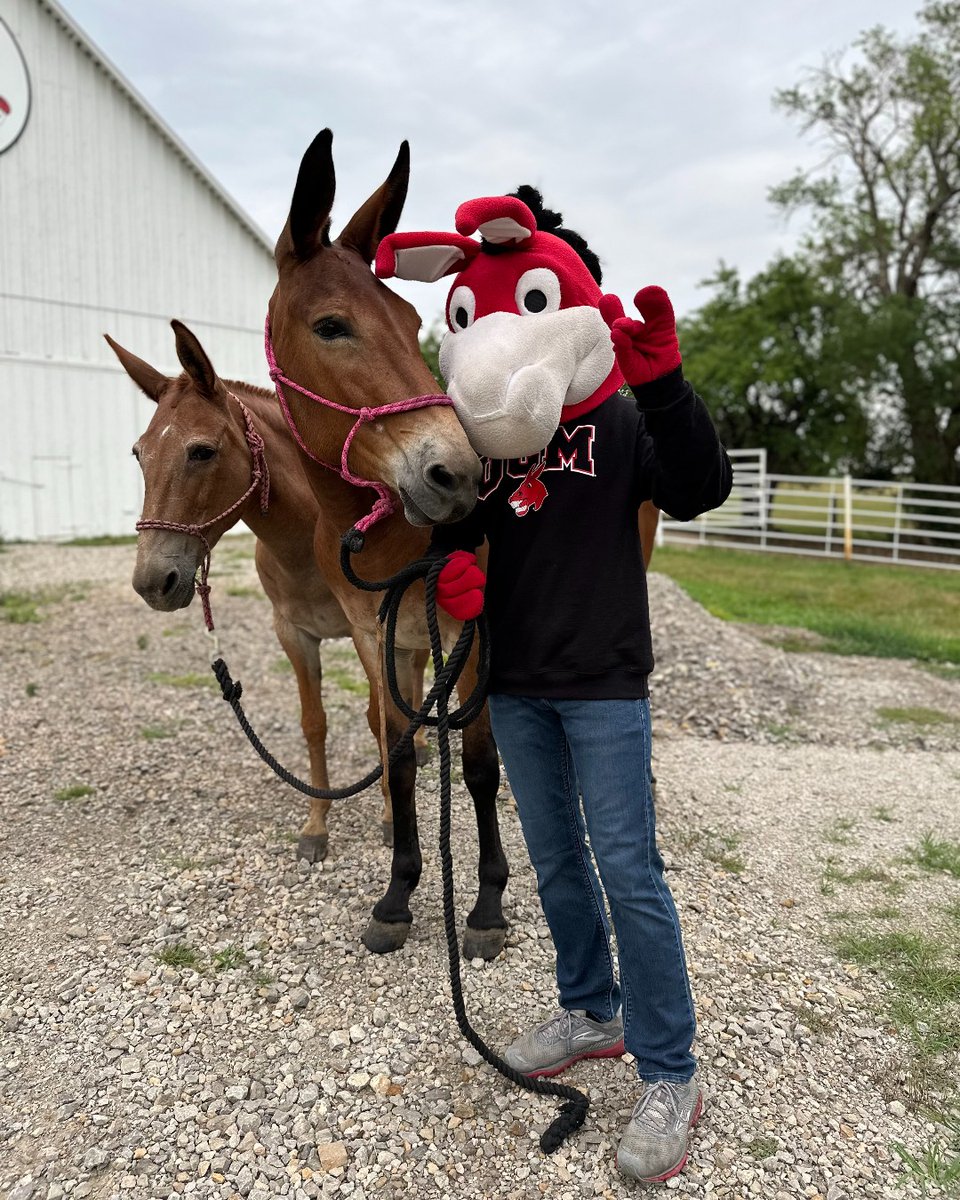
432;368;733;699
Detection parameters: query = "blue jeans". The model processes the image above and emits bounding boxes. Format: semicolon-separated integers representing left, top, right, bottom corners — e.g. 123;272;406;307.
488;694;696;1082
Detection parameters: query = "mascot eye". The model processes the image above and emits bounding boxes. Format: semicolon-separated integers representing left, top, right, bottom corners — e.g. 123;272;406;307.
515;268;561;316
448;285;476;332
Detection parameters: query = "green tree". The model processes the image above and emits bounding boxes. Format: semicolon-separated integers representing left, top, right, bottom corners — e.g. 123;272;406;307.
420;324;445;387
771;1;960;484
679;258;887;475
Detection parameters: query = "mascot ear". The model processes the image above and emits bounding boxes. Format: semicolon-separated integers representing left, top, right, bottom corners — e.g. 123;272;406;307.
375;231;480;283
455;196;536;246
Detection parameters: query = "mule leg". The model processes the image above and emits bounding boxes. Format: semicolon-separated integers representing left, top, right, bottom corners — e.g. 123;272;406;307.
638;501;661;571
365;671;395;847
412;648;431;766
274;616;332;863
353;632;422;954
457;654;509;962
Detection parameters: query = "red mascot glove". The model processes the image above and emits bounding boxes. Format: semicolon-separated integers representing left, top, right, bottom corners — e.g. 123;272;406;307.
599;285;682;388
435;550;486;621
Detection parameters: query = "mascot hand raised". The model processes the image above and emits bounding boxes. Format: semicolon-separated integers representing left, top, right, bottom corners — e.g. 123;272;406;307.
598;286;682;389
376;188;623;461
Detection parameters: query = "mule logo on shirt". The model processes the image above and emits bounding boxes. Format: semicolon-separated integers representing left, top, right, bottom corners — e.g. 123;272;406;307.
508;461;548;517
480;423;597;502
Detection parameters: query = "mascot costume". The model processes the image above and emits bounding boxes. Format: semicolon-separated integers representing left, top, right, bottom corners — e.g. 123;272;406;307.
377;187;731;1185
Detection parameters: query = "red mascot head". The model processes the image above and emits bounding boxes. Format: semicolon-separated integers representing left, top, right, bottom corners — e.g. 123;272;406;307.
376;187;623;459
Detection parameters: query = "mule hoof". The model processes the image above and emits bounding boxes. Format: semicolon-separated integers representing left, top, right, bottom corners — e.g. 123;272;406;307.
363;917;412;955
297;834;328;863
415;741;430;767
381;821;394;847
462;924;507;962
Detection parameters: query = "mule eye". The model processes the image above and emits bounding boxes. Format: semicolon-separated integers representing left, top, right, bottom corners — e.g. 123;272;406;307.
314;317;350;340
188;444;216;462
448;285;476;332
515;268;561;316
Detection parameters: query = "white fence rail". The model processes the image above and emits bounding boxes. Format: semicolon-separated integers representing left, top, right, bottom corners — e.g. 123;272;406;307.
657;449;960;571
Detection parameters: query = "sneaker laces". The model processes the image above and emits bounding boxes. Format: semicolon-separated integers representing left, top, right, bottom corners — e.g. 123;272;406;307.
630;1081;685;1135
534;1010;574;1046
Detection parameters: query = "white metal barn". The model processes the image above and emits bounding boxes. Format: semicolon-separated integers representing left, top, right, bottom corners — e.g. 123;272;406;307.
0;0;277;540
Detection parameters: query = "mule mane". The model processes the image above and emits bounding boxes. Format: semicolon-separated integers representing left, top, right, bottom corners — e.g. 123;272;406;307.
222;379;275;401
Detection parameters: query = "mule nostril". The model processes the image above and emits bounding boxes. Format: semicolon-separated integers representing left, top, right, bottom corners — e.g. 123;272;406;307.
161;570;179;596
426;464;457;493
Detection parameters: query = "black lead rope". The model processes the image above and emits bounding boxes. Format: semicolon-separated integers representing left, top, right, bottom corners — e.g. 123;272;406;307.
211;527;589;1152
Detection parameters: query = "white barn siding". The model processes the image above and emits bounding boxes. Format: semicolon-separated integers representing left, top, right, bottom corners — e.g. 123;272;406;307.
0;0;278;540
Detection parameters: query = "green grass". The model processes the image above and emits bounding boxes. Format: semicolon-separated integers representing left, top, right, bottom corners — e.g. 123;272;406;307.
746;1135;778;1160
823;817;858;846
652;546;960;664
878;706;959;728
141;723;178;740
871;805;898;823
328;668;369;697
894;1111;960;1195
226;586;262;599
869;905;903;920
1;590;42;623
147;671;215;689
834;930;960;1056
909;834;960;879
1;583;88;623
156;943;200;969
167;854;207;871
54;784;95;801
212;945;248;972
821;857;892;889
271;658;294;675
25;682;38;697
64;534;137;546
671;826;745;874
137;634;149;651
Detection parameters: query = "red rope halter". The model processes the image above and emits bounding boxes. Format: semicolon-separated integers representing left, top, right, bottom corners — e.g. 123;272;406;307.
264;315;454;535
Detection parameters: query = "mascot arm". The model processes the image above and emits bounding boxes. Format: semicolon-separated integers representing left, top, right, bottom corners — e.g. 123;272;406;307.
634;381;733;521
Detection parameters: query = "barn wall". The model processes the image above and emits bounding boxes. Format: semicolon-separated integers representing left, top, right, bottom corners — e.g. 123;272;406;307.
0;0;279;540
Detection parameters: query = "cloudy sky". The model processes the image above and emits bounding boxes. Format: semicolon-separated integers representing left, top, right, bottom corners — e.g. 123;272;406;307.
64;0;921;326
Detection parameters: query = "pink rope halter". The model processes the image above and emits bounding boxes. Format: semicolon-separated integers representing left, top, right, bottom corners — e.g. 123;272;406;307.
264;315;454;535
136;394;270;631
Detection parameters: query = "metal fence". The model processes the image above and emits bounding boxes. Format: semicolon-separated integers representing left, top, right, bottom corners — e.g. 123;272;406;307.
657;449;960;571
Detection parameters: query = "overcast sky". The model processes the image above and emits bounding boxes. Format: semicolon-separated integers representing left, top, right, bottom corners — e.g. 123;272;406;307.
64;0;921;326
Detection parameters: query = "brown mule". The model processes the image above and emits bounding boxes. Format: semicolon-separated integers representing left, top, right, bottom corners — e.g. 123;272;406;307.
266;129;508;960
109;321;430;862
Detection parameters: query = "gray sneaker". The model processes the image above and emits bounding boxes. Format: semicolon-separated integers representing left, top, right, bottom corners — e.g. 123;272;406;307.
616;1076;703;1183
503;1008;624;1078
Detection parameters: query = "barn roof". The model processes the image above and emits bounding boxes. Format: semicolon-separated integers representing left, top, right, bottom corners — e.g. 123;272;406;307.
39;0;275;256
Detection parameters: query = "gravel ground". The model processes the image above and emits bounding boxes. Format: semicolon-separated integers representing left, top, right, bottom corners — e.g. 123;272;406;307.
1;539;959;1200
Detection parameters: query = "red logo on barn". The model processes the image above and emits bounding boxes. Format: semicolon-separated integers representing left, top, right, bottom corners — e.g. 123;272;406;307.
509;461;548;517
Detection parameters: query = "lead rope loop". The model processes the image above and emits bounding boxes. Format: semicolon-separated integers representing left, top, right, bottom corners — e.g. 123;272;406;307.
211;528;588;1151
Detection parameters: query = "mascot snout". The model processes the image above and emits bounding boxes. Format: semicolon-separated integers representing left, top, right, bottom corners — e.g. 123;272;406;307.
440;307;615;459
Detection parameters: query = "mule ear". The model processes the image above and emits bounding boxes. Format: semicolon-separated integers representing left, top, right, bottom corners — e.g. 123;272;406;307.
171;320;220;399
337;141;410;265
104;333;168;403
283;128;336;261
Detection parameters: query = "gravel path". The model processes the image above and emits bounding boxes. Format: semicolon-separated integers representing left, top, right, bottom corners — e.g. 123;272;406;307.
1;540;958;1200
